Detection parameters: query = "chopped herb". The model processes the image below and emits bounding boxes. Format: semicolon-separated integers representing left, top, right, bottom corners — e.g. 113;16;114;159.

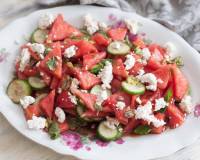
98;30;108;38
44;47;52;55
158;107;167;113
166;56;184;67
48;121;60;140
46;56;57;70
134;47;143;55
90;59;112;74
134;125;151;135
164;88;173;102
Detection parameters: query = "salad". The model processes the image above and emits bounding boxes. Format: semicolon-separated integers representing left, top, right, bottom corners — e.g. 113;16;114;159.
6;13;193;141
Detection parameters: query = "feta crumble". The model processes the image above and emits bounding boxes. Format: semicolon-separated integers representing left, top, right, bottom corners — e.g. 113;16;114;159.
29;43;45;59
136;97;142;104
71;78;79;89
134;101;166;127
64;45;78;58
98;22;107;31
104;117;119;130
179;95;193;113
84;14;99;35
55;107;66;123
154;98;168;111
68;92;77;105
138;73;157;91
19;48;31;72
124;19;139;34
116;101;126;110
38;13;55;29
142;48;151;61
124;54;135;70
93;87;109;106
27;116;46;130
20;96;35;109
98;61;113;89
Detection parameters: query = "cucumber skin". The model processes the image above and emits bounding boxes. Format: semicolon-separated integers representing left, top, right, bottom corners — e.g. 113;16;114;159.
122;82;145;95
31;29;47;44
28;77;46;90
97;121;119;141
107;41;130;55
7;79;32;104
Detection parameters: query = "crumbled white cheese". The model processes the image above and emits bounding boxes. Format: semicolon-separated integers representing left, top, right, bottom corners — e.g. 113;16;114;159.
124;19;139;34
154;98;168;111
134;101;165;127
138;73;157;91
20;96;35;109
84;14;99;35
142;48;151;61
98;22;108;31
19;48;31;72
104;117;119;130
136;97;142;104
27;116;46;130
55;107;66;123
98;61;113;89
179;95;193;113
157;78;164;84
136;69;145;79
68;92;77;105
64;45;78;58
124;54;135;70
164;42;177;55
38;13;55;29
93;86;109;106
29;43;45;59
116;101;126;110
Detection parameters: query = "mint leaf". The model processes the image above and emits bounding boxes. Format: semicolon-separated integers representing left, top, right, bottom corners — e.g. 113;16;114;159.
48;121;60;140
46;56;56;70
134;125;151;135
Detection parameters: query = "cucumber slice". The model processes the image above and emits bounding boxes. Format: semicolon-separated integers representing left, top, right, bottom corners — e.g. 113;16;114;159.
122;76;145;95
107;41;130;55
31;29;48;44
7;79;32;103
97;121;118;141
28;76;46;89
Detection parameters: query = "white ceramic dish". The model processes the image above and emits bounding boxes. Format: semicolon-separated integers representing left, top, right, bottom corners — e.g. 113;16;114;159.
0;5;200;160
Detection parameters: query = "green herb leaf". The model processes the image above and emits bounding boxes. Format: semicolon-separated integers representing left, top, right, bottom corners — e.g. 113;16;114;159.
44;47;52;55
158;107;167;113
134;125;151;135
48;121;60;140
134;47;143;55
90;59;112;74
81;136;90;144
46;56;57;70
98;30;108;38
166;56;184;67
164;88;173;102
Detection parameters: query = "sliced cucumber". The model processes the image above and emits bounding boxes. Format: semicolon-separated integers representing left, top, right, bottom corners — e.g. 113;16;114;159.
31;29;48;44
122;76;145;95
28;76;46;89
107;41;130;55
7;79;32;103
97;121;119;141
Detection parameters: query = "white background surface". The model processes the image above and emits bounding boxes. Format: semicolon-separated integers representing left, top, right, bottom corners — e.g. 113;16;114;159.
0;1;200;160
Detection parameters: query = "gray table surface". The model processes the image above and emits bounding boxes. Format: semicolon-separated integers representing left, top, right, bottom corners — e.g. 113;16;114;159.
0;1;200;160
